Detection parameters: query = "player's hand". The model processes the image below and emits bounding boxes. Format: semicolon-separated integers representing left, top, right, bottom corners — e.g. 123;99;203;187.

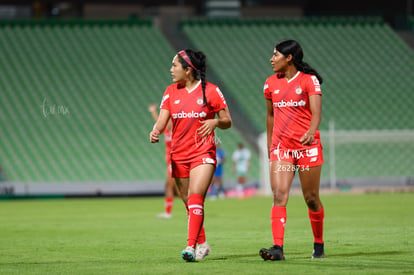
196;119;217;137
148;104;157;113
149;128;160;143
300;131;314;145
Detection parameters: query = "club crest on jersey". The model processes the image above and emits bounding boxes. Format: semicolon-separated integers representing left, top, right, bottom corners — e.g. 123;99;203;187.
295;86;302;95
197;97;204;105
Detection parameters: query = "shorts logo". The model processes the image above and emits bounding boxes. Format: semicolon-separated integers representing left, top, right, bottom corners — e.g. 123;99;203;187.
306;148;318;157
193;209;203;215
203;158;215;164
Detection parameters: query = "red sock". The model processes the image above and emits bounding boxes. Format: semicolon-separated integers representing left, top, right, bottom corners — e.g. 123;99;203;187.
197;226;206;244
187;194;204;249
308;207;324;244
184;203;206;244
165;197;174;214
271;206;286;247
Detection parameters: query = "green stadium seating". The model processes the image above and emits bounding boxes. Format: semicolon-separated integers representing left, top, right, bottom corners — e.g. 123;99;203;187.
0;20;176;182
0;19;257;183
181;17;414;131
181;17;414;180
2;17;412;183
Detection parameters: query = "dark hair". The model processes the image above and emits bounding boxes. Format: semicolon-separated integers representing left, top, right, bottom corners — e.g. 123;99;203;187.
177;49;208;104
275;40;323;84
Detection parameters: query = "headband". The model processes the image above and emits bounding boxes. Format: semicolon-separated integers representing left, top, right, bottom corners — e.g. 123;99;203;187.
178;50;197;71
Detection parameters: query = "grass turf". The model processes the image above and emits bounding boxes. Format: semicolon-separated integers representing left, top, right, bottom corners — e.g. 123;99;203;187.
0;192;413;274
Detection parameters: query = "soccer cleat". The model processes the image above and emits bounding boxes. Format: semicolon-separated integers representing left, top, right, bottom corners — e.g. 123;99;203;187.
195;242;211;260
312;243;325;259
181;246;196;262
259;245;285;261
156;212;172;219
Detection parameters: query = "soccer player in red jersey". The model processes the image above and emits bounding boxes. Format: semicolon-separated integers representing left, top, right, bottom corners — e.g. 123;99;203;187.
148;104;179;219
149;49;232;262
259;40;325;261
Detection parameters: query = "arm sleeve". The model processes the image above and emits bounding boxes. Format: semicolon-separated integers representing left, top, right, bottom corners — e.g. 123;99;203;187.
209;86;228;112
306;75;322;97
264;78;272;99
160;86;171;111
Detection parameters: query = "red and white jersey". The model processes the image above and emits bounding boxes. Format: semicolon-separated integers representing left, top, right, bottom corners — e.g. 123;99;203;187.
264;71;322;150
160;81;227;161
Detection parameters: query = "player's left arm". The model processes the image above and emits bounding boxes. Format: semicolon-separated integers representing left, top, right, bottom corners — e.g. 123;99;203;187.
150;109;170;143
197;107;232;137
300;94;322;145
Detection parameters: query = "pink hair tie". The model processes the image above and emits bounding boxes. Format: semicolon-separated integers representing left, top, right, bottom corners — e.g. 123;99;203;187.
178;50;197;71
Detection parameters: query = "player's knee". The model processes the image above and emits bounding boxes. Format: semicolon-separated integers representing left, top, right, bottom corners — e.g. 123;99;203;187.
273;191;289;206
304;193;320;211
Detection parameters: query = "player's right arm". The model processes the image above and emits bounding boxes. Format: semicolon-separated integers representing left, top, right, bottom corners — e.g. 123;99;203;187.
150;109;170;143
266;98;274;158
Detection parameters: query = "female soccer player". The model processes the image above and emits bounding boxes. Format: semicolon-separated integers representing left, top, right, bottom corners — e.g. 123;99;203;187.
148;104;179;219
260;40;325;261
150;49;232;262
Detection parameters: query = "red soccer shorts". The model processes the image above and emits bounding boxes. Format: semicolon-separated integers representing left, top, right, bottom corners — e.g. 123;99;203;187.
171;154;217;178
270;143;324;168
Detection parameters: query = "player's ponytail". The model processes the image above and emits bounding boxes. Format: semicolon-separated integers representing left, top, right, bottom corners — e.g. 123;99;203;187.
196;52;207;105
178;49;208;105
275;40;323;84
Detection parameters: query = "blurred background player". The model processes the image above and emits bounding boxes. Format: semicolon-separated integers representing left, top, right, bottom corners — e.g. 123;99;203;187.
259;39;325;261
232;142;251;198
148;103;179;219
149;49;232;262
209;144;226;199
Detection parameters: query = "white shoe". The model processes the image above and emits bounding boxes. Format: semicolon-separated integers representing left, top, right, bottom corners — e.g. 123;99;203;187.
181;246;196;262
156;212;172;219
195;242;211;260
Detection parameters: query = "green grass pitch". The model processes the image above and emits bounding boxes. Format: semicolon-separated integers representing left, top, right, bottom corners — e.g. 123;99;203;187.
0;192;413;274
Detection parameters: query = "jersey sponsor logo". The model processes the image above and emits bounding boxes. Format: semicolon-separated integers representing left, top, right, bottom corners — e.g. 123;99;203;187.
172;111;207;119
273;99;306;108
